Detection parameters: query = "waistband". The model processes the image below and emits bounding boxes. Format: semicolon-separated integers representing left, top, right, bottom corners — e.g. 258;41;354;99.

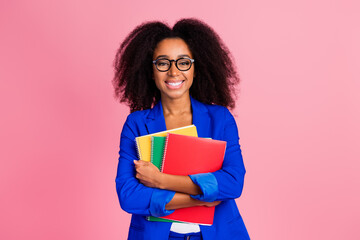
169;231;202;240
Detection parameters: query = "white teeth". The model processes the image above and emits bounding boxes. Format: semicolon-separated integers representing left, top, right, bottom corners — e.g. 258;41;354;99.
168;81;183;86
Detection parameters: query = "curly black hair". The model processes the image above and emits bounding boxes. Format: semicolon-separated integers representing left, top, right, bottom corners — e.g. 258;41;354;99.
113;18;240;112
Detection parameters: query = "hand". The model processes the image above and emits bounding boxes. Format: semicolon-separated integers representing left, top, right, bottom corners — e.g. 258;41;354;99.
133;160;162;188
202;201;222;207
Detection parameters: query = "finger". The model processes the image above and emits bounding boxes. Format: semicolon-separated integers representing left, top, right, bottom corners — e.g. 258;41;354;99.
139;180;153;187
136;173;149;181
134;160;143;169
137;160;149;166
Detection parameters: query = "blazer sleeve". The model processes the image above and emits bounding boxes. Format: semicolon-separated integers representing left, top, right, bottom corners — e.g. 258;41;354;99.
189;108;246;202
115;115;176;217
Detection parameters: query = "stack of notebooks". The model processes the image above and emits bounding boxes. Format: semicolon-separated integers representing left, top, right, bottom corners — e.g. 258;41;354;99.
135;125;226;225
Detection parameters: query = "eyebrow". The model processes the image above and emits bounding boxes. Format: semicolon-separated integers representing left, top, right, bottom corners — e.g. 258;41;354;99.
155;54;191;59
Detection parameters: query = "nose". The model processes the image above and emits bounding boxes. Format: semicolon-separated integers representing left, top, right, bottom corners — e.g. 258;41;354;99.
168;61;180;76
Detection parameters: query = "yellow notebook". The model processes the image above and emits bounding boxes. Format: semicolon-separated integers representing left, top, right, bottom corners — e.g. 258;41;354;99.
135;125;198;162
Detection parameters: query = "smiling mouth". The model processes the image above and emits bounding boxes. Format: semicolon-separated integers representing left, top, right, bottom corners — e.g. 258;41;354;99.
166;81;184;86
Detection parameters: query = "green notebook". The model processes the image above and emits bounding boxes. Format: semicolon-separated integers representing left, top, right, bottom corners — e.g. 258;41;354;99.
147;136;180;223
151;136;166;171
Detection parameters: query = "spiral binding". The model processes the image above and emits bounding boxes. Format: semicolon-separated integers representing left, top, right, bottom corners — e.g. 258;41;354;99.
161;133;171;172
135;138;142;160
150;136;155;164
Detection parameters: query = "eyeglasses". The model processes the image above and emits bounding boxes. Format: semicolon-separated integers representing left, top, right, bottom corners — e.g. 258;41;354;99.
152;57;195;72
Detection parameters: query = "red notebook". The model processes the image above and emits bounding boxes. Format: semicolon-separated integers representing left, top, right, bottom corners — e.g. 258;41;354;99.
160;133;226;225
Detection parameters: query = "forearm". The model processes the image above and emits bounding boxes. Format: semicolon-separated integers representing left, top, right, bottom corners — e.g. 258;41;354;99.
165;192;202;210
158;173;202;196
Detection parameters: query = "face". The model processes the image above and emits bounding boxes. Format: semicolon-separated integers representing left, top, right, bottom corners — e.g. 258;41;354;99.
152;38;195;101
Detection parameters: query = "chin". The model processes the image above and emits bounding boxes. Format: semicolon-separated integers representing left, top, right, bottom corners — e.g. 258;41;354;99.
162;91;190;100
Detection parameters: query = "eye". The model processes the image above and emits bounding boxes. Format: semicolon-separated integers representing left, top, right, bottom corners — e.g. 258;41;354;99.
157;60;170;66
178;59;190;66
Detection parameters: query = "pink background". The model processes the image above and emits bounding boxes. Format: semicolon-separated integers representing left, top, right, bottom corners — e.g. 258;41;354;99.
1;0;359;239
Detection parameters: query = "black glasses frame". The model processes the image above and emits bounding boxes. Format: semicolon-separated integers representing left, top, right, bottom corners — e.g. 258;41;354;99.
152;57;195;72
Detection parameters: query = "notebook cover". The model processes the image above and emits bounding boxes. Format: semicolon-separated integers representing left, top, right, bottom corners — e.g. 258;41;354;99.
135;125;198;162
159;133;227;225
151;136;166;171
147;136;179;223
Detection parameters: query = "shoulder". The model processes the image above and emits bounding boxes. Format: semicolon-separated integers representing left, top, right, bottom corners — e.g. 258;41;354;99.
192;97;231;117
121;108;151;138
201;102;234;121
124;108;151;124
196;102;239;140
204;104;239;141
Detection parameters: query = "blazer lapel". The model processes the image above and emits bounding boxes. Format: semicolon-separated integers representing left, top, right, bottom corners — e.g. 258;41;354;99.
190;96;211;138
145;101;167;135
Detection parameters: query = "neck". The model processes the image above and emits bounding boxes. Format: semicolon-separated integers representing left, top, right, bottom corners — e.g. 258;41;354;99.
161;95;192;116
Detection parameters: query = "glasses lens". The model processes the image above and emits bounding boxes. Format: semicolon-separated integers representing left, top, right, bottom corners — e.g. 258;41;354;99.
156;59;170;71
177;59;191;71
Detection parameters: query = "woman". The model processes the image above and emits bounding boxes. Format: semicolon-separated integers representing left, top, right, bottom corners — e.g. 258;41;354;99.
113;18;250;240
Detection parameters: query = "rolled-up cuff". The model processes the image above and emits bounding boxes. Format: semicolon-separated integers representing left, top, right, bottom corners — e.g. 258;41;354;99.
149;189;176;217
189;173;218;202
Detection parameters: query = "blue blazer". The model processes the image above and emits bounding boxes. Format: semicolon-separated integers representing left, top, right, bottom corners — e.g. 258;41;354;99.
115;96;250;240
